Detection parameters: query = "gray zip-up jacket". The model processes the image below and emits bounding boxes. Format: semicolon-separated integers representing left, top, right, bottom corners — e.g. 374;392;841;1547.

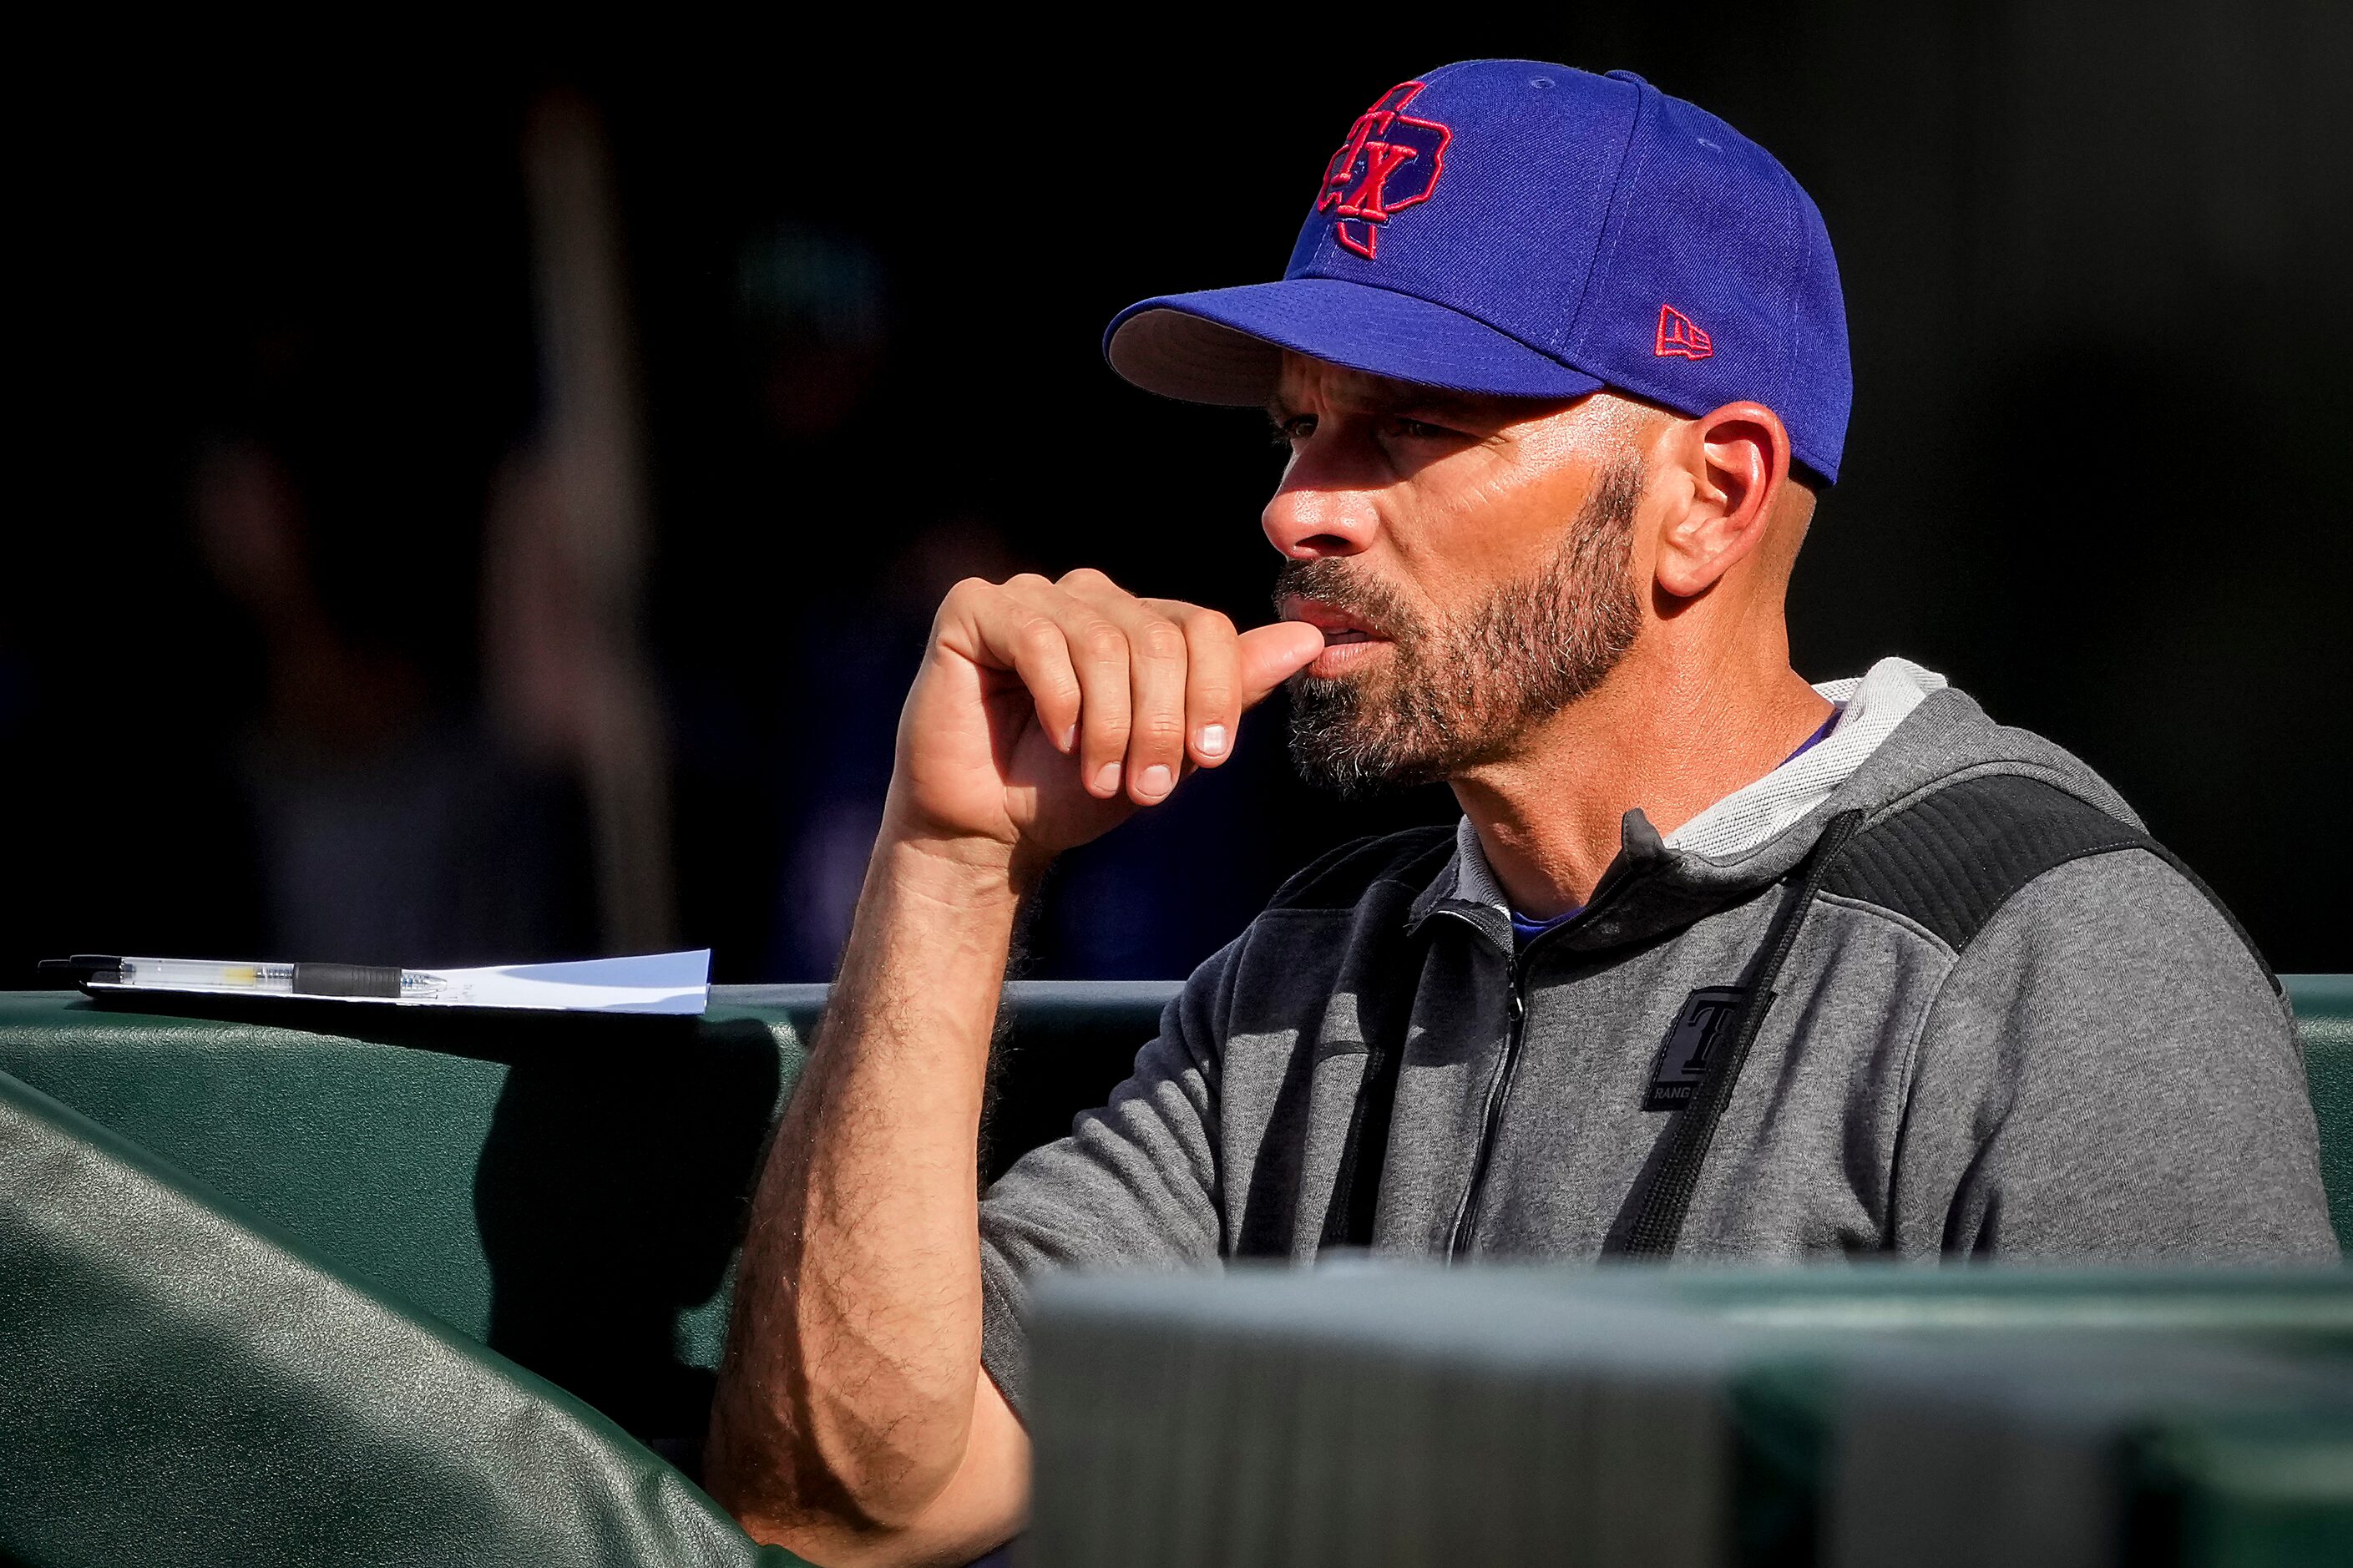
978;666;2338;1410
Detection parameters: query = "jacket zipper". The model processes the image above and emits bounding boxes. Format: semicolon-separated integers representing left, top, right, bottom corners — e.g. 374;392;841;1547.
1445;948;1530;1261
1432;861;1640;1262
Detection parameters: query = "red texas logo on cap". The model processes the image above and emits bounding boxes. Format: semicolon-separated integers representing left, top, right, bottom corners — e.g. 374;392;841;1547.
1318;82;1451;260
1655;304;1713;360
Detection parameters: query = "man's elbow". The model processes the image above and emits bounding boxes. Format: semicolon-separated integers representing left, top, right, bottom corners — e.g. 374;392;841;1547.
706;1369;1029;1566
705;1399;962;1555
726;1507;933;1568
711;1449;1007;1568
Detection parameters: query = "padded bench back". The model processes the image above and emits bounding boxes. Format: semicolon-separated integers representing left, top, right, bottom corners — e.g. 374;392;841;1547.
0;982;1176;1447
2;975;2346;1450
2297;975;2353;1244
0;1068;802;1568
1024;1267;2353;1568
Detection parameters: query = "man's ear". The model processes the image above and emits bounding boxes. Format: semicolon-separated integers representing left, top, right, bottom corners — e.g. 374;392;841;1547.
1652;402;1794;600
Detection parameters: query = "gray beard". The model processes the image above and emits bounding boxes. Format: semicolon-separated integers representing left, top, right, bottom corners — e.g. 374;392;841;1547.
1281;454;1646;797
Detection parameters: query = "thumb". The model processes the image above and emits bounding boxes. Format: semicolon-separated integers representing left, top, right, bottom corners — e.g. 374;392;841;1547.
1237;620;1327;707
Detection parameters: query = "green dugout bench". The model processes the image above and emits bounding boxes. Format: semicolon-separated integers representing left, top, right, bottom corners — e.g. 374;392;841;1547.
4;977;2350;1566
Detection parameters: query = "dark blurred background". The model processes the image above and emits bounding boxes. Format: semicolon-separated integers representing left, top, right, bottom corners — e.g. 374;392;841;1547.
10;4;2349;984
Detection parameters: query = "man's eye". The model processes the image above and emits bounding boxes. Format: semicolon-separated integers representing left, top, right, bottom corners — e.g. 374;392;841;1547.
1387;417;1455;441
1272;415;1317;445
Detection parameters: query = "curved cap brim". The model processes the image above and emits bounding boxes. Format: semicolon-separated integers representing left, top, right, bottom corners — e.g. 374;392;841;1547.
1105;278;1606;407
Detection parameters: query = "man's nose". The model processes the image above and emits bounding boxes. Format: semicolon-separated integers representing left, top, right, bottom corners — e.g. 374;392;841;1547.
1262;476;1379;560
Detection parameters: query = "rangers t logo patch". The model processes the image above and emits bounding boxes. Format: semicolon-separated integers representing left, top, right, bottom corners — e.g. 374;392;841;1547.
1318;81;1452;260
1645;986;1748;1110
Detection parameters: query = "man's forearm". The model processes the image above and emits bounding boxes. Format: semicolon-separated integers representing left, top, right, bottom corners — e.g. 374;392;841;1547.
707;832;1025;1540
702;569;1309;1559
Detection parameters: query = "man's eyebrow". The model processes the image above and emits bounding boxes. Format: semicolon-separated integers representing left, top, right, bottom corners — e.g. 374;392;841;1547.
1391;387;1495;420
1265;382;1503;424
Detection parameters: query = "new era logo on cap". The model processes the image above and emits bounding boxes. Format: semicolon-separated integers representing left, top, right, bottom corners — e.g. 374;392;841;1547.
1102;61;1853;482
1655;304;1713;360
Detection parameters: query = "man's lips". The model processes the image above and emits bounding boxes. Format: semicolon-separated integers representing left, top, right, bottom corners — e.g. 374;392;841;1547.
1279;596;1389;645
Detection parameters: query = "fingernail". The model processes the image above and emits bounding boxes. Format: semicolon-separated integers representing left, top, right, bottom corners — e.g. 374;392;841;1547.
1093;761;1121;794
1059;724;1077;752
1139;764;1174;797
1197;724;1228;757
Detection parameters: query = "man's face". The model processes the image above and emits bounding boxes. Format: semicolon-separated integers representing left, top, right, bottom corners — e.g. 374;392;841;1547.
1265;356;1649;795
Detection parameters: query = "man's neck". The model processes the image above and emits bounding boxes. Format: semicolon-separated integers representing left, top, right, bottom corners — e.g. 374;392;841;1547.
1450;650;1834;919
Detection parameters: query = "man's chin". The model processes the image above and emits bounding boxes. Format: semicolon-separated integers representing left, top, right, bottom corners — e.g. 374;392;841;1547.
1286;713;1449;798
1288;744;1451;799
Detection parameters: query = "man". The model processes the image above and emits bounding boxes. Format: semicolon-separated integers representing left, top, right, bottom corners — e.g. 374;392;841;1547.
705;61;2336;1563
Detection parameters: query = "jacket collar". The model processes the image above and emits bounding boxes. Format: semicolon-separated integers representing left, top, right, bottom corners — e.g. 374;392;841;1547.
1401;682;2141;958
1407;805;1739;955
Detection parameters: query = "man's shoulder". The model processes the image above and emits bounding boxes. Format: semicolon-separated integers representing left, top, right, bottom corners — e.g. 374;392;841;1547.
1824;771;2148;953
1824;771;2275;989
1263;825;1459;915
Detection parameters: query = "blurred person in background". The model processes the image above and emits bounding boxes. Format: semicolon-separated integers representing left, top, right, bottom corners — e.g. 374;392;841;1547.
7;77;613;979
721;220;939;979
190;322;595;967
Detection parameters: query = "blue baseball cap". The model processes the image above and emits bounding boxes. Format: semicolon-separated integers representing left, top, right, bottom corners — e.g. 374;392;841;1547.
1105;61;1852;482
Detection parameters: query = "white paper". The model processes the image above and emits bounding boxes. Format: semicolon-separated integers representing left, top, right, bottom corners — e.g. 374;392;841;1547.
417;951;711;1014
90;950;711;1015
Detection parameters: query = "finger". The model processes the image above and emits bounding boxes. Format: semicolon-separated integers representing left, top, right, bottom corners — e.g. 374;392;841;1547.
1142;599;1240;769
1237;620;1328;706
1059;570;1190;804
1035;593;1133;798
1097;599;1191;805
985;576;1090;752
972;576;1085;751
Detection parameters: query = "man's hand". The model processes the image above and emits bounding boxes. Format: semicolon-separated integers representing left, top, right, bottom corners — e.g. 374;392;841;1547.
887;568;1326;876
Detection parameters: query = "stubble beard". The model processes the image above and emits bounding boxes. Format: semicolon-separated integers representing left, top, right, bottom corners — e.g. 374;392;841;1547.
1280;453;1647;797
